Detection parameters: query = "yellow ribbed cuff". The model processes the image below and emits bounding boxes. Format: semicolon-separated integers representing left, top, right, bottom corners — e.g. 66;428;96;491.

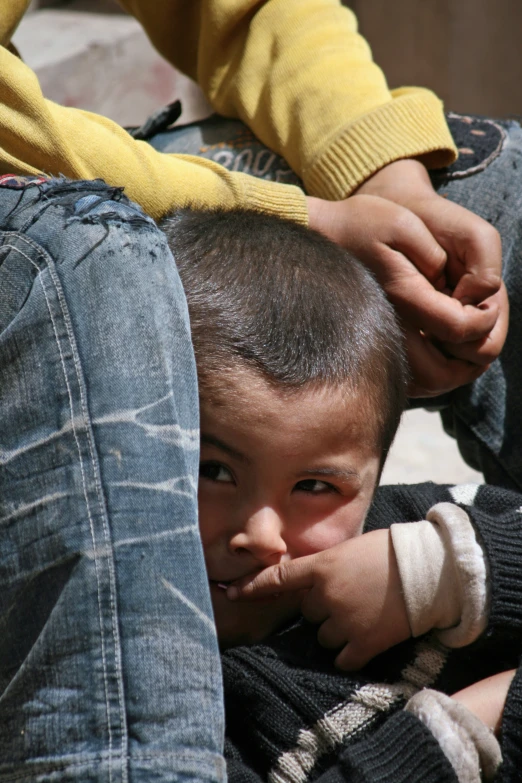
303;89;458;201
238;172;308;225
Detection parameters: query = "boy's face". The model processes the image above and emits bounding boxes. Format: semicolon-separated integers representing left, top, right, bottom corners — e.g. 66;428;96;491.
198;370;382;647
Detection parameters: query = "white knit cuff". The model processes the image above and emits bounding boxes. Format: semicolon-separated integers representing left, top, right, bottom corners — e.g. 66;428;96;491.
391;519;460;637
391;503;488;647
405;689;501;783
428;503;488;648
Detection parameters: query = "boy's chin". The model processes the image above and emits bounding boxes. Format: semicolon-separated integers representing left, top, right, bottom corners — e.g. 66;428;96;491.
210;585;301;649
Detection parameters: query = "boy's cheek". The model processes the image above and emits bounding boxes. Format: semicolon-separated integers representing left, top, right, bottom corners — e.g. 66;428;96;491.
290;498;372;555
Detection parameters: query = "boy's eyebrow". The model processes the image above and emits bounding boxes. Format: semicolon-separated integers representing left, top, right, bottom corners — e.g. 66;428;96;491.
300;467;361;482
200;433;248;462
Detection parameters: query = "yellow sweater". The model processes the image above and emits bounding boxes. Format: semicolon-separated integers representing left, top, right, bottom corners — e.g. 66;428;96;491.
0;0;457;223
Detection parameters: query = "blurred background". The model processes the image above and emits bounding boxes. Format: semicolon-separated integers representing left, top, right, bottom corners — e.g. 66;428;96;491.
23;0;522;124
348;0;522;120
18;0;518;485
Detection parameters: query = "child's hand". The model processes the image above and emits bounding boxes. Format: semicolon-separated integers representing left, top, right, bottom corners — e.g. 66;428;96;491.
452;669;516;735
227;529;411;670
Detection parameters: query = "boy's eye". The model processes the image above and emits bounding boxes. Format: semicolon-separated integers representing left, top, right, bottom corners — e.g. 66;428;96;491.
294;479;337;494
199;462;235;484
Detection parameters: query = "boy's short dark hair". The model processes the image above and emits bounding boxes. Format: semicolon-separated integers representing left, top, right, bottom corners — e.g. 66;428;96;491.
161;209;408;457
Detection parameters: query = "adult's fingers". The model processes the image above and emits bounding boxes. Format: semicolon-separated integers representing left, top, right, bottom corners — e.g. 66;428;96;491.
307;194;448;289
309;193;499;345
382;256;499;345
439;284;509;366
368;198;448;287
416;197;502;306
406;327;486;398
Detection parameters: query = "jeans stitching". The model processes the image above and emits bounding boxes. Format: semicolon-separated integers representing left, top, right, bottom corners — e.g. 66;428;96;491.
1;234;126;781
42;244;129;783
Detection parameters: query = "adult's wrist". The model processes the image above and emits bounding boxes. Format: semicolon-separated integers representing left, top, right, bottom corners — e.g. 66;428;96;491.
355;158;438;208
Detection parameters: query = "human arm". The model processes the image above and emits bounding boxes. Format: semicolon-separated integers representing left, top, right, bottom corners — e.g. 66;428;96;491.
452;669;516;735
2;0;452;223
121;0;506;396
228;483;522;669
0;45;307;223
403;669;515;782
402;675;511;783
225;500;488;670
119;0;456;196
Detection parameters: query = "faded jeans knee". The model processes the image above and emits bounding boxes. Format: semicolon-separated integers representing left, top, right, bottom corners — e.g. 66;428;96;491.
0;179;225;783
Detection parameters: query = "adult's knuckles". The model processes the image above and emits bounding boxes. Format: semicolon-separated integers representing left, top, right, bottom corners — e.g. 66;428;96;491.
461;270;501;300
423;246;447;281
471;220;501;257
433;308;495;344
392;214;446;268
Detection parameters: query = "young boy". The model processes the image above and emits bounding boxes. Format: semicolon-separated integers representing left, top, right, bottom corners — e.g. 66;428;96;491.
161;206;407;647
162;209;522;782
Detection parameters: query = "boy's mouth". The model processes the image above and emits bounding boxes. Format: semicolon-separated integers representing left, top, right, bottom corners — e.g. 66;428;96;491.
209;571;262;591
209;575;281;601
209;578;236;591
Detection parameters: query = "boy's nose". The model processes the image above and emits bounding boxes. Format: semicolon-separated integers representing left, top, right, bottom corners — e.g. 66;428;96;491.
229;507;287;565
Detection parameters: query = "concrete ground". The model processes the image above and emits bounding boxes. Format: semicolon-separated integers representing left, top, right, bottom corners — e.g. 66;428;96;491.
380;408;482;486
14;5;211;128
14;4;485;490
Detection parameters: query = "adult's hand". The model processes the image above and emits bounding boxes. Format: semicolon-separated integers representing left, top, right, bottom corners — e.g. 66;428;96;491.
307;161;507;396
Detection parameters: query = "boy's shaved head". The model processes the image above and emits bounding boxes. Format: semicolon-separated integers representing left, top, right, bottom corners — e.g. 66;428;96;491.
161;209;407;457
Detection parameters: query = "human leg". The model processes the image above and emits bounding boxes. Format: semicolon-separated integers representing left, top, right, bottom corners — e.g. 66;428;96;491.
148;116;301;188
428;118;522;491
0;178;225;782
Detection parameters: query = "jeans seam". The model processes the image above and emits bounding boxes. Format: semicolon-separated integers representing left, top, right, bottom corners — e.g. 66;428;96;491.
2;233;127;782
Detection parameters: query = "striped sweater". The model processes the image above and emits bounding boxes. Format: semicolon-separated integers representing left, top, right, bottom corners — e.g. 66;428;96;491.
223;482;522;783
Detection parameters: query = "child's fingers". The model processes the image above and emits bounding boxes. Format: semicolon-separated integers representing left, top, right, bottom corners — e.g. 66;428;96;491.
316;617;349;650
226;554;321;600
334;642;373;672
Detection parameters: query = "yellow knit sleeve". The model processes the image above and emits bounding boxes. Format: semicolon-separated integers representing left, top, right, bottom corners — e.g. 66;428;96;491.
121;0;457;200
0;46;307;223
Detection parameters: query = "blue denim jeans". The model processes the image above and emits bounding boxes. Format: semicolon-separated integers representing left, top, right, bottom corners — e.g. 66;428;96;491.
0;179;225;782
149;115;522;491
